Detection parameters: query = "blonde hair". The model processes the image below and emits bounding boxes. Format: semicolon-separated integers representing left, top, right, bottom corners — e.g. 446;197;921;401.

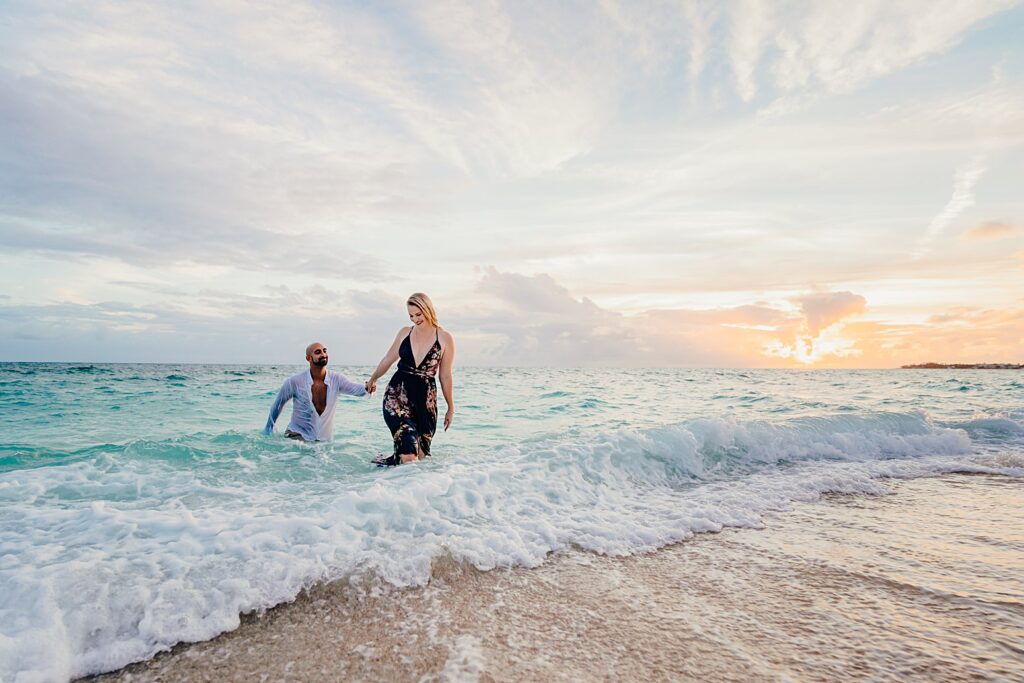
407;292;439;327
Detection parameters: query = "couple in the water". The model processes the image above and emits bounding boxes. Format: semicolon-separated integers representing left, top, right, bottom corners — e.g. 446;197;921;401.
264;292;456;466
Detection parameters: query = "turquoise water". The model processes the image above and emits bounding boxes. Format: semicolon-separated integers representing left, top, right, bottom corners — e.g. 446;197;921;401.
2;364;1023;680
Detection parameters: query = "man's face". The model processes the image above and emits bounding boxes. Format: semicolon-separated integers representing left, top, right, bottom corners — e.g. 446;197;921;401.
308;345;328;367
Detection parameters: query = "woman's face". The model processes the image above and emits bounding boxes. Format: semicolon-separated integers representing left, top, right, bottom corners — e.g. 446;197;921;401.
408;305;425;326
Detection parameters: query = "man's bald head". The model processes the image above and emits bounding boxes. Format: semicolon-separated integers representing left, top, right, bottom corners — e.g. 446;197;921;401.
306;342;328;367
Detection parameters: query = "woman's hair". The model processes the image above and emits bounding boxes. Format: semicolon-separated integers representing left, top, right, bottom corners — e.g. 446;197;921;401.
407;292;439;327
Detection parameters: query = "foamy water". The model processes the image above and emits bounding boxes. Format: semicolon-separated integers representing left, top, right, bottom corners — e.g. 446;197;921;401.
1;365;1023;681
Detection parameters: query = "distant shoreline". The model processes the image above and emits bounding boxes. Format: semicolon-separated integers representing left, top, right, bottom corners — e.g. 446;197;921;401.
900;363;1024;369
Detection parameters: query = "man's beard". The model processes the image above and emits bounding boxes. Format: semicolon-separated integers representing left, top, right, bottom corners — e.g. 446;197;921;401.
314;358;328;367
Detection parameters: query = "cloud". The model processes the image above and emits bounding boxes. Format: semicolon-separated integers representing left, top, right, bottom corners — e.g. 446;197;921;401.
683;0;716;87
728;0;772;102
465;270;864;367
0;1;473;278
962;221;1023;240
1;0;1017;280
735;0;1017;111
926;306;979;325
0;284;413;364
477;268;610;317
109;281;190;297
913;154;987;258
1;1;1022;368
798;291;867;336
75;267;797;367
4;267;1022;368
844;306;1024;366
461;268;638;366
763;290;867;364
0;66;404;278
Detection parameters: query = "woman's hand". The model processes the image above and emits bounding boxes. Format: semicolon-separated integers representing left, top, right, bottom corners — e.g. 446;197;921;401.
444;408;454;431
365;378;377;394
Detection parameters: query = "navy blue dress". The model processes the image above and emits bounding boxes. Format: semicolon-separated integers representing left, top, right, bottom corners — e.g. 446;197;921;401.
379;328;442;466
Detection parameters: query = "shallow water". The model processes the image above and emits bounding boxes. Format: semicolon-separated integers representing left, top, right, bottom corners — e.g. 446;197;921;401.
1;364;1023;680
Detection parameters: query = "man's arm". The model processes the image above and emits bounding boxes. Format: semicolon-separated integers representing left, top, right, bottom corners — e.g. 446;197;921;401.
332;372;368;397
264;378;294;434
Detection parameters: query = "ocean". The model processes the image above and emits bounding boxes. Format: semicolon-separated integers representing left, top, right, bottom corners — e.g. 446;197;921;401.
1;364;1022;681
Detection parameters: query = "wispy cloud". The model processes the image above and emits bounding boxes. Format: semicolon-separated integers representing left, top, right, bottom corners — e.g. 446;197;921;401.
913;155;987;258
683;1;715;88
728;0;772;102
717;0;1018;111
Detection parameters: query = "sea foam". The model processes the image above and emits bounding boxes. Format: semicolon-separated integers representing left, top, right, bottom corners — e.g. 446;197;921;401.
2;408;1021;681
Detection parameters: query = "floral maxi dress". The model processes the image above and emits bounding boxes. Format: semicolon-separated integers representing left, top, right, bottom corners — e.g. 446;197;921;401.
379;328;442;466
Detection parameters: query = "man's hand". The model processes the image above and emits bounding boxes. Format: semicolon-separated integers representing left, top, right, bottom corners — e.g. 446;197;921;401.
365;379;377;395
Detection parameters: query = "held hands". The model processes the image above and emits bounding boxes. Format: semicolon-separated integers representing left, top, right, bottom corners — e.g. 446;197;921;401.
444;407;454;432
364;378;377;395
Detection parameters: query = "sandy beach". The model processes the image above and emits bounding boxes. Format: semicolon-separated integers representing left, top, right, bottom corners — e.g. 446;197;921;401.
89;473;1023;682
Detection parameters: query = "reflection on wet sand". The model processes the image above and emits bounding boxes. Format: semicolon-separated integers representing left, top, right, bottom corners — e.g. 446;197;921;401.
92;474;1023;682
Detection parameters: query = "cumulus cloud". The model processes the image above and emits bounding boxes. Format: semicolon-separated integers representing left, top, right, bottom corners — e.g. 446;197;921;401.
763;290;867;363
477;268;610;317
798;291;867;336
460;268;637;366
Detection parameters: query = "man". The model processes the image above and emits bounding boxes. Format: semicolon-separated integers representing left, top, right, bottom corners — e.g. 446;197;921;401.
264;342;371;441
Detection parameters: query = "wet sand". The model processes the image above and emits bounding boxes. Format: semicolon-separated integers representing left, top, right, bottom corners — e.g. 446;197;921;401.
91;474;1024;682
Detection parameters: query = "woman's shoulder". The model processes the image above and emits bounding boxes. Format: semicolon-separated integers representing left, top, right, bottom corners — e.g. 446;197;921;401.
438;327;455;344
395;325;413;337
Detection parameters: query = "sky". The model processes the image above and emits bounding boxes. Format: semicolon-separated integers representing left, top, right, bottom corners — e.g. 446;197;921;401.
1;0;1022;367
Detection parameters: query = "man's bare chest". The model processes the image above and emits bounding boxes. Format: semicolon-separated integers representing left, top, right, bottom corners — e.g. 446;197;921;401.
310;381;328;416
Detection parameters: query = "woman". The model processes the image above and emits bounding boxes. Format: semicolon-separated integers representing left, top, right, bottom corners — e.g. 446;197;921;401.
367;293;456;465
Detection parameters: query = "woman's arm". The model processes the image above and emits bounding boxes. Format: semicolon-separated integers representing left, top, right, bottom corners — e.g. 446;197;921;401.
367;328;409;392
438;330;456;431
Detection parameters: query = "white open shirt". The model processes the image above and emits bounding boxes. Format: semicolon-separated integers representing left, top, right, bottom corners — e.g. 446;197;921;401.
264;370;367;441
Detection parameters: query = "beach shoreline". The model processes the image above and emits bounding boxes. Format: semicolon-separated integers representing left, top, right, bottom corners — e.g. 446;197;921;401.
89;473;1024;682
